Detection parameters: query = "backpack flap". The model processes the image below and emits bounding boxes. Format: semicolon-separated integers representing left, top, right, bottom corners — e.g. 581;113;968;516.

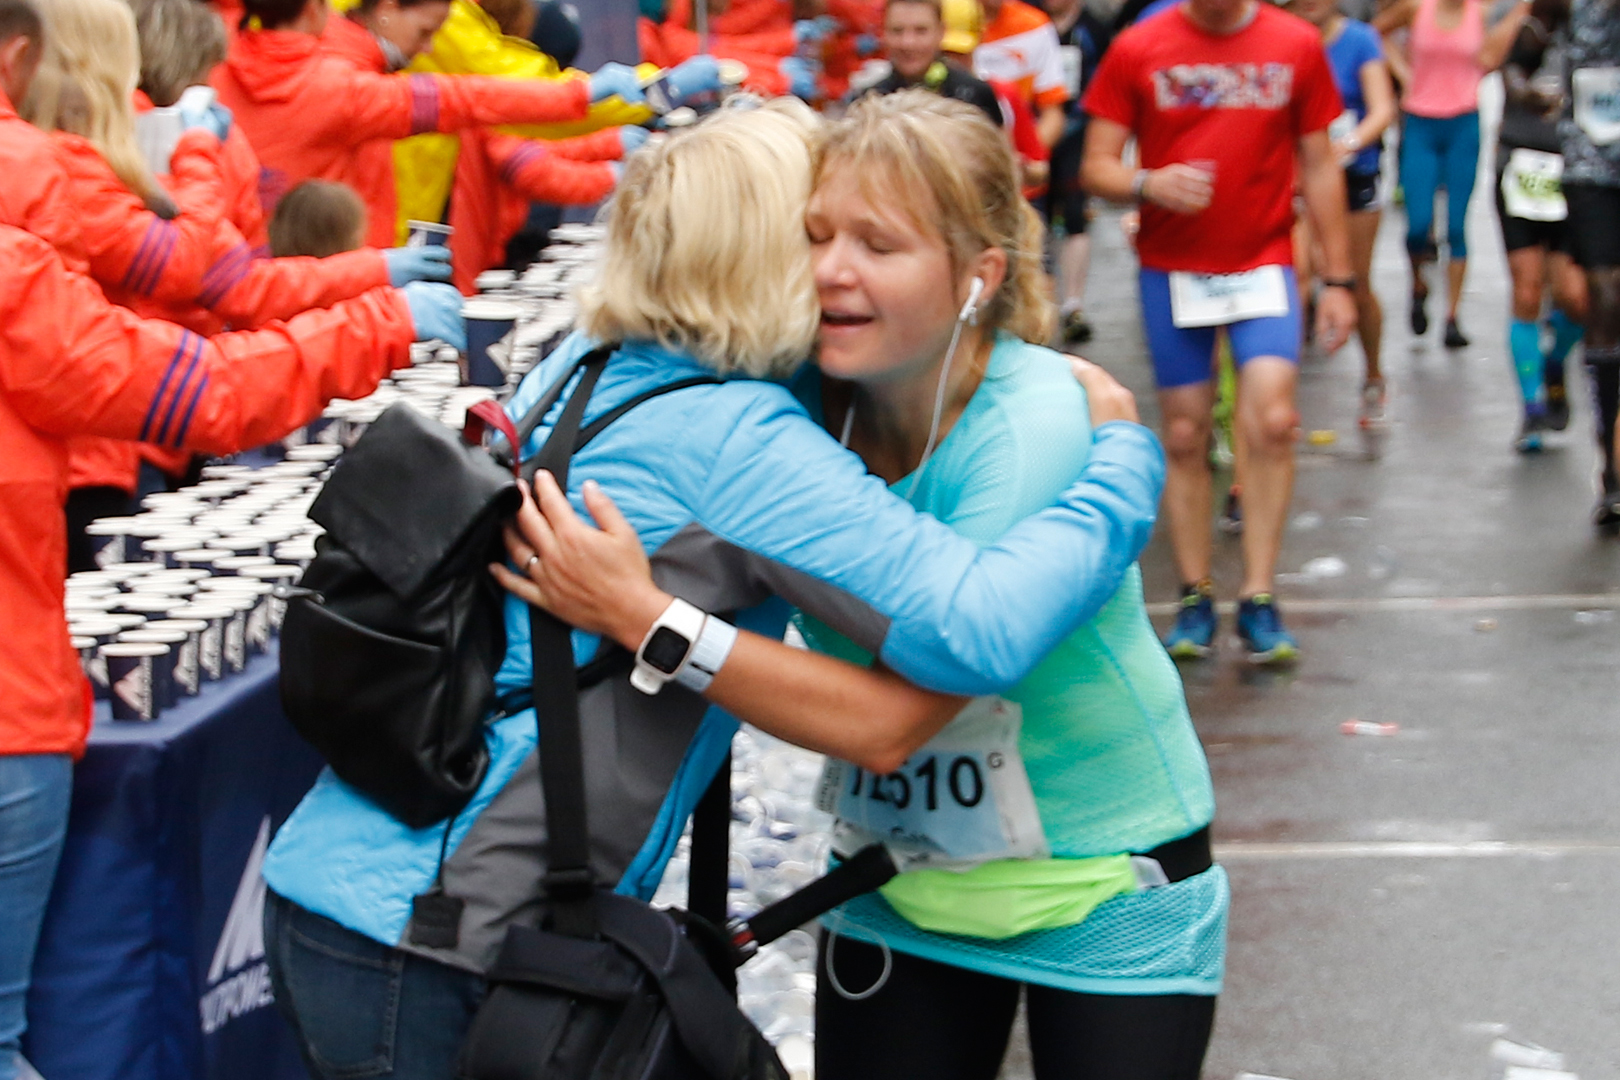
309;403;521;599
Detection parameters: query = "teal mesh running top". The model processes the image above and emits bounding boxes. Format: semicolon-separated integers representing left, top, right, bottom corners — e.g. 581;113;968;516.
800;334;1227;995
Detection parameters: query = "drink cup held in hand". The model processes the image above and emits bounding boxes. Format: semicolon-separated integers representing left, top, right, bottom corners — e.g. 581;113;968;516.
405;219;454;248
103;642;169;722
641;69;680;115
461;299;522;387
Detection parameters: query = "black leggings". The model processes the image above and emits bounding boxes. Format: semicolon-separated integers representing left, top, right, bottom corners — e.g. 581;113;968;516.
815;935;1215;1080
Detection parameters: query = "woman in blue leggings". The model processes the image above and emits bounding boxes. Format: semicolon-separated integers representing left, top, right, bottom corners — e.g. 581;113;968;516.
1378;0;1529;346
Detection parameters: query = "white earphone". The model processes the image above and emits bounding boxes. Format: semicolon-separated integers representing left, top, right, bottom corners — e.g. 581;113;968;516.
959;276;986;325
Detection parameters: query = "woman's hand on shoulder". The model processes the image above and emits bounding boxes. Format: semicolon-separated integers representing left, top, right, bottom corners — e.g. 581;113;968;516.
1065;355;1140;427
490;471;670;650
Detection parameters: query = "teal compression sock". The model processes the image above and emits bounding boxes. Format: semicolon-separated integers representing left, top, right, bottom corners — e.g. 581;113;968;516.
1547;308;1584;379
1510;319;1544;407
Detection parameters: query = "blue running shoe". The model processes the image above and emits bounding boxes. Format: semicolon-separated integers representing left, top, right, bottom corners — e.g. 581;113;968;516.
1237;594;1298;665
1163;585;1216;659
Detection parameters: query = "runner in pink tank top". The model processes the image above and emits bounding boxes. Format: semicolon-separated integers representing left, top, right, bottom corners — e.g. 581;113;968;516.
1404;0;1484;118
1377;0;1531;344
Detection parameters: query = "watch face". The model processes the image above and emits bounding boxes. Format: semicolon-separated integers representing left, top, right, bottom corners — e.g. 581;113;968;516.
642;626;690;675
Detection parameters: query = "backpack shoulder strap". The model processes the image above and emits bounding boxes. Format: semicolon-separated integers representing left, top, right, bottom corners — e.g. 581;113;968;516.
528;352;609;939
524;357;719;939
687;750;732;929
491;345;615;468
574;376;722;452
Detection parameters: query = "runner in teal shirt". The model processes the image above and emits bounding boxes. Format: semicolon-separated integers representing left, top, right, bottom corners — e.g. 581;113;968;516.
797;332;1226;996
509;91;1226;1079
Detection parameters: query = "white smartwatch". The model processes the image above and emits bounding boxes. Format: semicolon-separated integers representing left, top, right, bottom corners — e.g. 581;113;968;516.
630;597;706;695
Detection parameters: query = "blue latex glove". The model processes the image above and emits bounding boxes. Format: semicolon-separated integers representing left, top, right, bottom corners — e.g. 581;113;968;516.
402;281;466;351
663;55;721;105
794;15;840;43
855;33;880;57
588;63;645;104
780;56;818;100
619;125;650;156
383;245;453;287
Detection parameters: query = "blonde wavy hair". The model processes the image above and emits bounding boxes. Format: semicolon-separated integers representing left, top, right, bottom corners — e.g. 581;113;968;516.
815;90;1055;344
24;0;168;209
577;99;822;379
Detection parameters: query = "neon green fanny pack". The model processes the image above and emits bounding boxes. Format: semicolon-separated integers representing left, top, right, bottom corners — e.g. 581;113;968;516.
879;854;1138;940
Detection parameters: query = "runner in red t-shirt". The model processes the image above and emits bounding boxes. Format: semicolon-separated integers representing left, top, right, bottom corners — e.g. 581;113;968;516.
1082;0;1355;664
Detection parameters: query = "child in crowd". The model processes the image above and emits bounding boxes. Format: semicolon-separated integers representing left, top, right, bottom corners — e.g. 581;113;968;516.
268;180;369;259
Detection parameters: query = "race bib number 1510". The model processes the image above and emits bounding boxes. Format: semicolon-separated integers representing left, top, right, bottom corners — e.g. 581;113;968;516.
816;697;1048;871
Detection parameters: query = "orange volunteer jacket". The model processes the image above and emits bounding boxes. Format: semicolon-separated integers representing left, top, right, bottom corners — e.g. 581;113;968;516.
707;0;792;36
0;225;416;760
135;91;270;251
638;7;793;96
214;17;591;249
446;127;620;294
52;130;392;492
0;91;87;270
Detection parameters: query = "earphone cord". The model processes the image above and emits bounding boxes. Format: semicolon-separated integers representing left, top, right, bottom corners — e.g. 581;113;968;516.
904;311;969;501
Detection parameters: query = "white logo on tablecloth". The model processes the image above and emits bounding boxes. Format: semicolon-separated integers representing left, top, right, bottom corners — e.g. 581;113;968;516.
199;817;275;1035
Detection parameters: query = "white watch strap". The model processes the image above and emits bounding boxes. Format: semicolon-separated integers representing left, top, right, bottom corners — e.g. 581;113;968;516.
674;615;738;693
630;596;706;694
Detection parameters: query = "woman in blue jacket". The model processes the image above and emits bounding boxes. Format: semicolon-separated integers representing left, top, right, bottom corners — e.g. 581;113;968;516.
261;98;1167;1080
507;93;1221;1080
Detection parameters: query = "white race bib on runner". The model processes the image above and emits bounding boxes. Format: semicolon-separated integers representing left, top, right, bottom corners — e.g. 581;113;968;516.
1572;67;1620;147
1168;265;1290;329
1329;109;1358;145
1059;45;1083;100
1501;148;1567;222
815;697;1048;872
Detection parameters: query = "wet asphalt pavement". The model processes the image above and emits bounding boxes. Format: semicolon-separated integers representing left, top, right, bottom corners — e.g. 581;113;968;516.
998;115;1620;1079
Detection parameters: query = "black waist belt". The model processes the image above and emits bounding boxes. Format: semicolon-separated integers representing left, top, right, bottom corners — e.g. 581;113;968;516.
1134;826;1213;884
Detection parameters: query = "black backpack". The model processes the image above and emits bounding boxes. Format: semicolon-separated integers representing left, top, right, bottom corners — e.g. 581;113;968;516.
457;359;898;1080
279;347;713;828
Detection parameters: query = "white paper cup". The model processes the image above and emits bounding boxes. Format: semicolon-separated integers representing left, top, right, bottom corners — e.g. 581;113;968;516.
103;641;168;721
405;219;454;247
145;619;207;696
117;629;186;709
460;299;523;388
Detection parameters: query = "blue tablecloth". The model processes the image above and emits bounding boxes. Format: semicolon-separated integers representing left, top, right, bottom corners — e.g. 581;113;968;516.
25;643;321;1080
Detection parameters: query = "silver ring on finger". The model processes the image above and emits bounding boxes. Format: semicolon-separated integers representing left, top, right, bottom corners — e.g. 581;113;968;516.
525;554;540;572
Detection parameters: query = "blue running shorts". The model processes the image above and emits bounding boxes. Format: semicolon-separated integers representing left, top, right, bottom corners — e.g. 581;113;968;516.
1138;266;1303;390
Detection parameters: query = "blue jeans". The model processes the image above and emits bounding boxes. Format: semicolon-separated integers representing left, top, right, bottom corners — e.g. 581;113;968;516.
264;891;486;1080
1399;111;1481;260
0;754;73;1080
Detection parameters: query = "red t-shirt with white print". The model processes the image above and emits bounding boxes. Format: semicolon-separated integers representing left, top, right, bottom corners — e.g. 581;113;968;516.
1083;2;1342;273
